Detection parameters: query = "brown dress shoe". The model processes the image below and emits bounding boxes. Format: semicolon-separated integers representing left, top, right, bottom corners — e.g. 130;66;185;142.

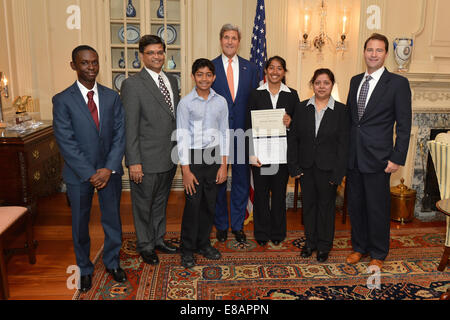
369;259;384;270
440;289;450;300
346;252;365;264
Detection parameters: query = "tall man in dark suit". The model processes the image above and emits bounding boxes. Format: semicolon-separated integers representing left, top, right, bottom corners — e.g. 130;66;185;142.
53;45;126;292
345;33;412;269
120;35;179;266
212;24;259;243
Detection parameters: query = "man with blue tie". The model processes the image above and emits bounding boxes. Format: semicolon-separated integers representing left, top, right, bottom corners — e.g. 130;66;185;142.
212;24;259;243
345;34;412;270
53;45;126;292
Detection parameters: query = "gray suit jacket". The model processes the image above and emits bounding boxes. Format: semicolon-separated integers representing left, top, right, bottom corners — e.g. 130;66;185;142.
120;68;179;173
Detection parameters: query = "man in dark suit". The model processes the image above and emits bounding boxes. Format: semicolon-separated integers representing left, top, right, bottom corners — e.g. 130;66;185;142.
345;33;412;269
120;35;179;266
53;45;126;292
212;23;259;243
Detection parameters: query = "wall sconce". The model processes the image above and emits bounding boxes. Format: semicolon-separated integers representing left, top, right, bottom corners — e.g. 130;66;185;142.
299;7;312;52
299;0;350;58
0;72;9;99
336;8;349;53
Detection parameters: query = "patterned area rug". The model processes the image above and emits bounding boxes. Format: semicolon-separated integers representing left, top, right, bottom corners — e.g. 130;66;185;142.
73;228;449;300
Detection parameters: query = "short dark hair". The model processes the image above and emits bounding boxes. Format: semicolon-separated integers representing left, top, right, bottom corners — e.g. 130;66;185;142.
72;45;98;62
310;68;336;86
364;33;389;53
139;35;166;53
192;58;215;75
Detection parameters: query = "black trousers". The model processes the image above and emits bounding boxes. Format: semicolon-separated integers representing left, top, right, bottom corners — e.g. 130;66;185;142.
347;167;391;260
252;164;289;242
300;165;337;253
181;149;220;254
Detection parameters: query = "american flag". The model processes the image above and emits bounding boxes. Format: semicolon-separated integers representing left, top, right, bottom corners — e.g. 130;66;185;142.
250;0;267;84
245;0;267;225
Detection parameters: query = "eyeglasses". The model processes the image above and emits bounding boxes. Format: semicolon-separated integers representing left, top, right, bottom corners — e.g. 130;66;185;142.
143;50;165;56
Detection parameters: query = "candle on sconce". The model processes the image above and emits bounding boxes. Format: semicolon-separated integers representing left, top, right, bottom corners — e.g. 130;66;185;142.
1;73;9;98
304;14;310;34
342;15;347;34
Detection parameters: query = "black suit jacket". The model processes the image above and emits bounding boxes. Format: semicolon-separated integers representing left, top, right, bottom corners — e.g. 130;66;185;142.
287;99;349;185
246;87;300;157
346;68;412;173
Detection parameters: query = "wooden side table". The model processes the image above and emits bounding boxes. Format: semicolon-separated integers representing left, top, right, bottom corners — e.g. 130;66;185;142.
0;121;63;220
436;199;450;271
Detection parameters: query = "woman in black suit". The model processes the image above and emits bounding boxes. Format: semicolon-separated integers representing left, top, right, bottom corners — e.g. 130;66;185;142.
247;56;300;246
287;68;349;262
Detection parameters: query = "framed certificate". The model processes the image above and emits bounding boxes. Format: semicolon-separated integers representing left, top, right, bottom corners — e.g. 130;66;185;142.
250;108;287;164
251;108;286;137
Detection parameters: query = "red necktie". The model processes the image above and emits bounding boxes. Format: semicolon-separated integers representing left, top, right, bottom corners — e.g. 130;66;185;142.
87;91;99;130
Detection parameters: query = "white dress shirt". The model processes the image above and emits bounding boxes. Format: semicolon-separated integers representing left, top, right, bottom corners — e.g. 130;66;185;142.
144;67;175;108
77;81;100;121
256;82;291;108
222;54;239;99
357;66;385;108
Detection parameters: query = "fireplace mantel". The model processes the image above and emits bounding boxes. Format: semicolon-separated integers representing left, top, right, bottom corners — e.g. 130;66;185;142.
401;72;450;113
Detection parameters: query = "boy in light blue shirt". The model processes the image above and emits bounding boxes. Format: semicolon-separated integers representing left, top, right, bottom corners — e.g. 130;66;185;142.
176;58;229;268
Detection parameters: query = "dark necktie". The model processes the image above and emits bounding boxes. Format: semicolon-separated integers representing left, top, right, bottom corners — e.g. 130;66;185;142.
158;75;174;115
357;75;372;120
87;91;99;130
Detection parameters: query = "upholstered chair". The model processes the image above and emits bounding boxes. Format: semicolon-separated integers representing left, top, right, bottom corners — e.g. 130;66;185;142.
428;132;450;271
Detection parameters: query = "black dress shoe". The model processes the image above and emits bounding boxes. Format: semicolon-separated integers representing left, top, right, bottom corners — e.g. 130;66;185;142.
197;246;221;260
232;230;246;243
106;267;127;282
317;251;329;263
80;274;92;292
256;240;268;246
301;246;315;258
141;250;159;265
181;253;195;268
155;241;178;253
216;229;228;242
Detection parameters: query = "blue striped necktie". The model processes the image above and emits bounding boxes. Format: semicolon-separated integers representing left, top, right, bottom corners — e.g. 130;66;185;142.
357;75;372;120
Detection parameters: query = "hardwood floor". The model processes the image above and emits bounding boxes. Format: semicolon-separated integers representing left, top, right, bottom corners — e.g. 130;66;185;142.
3;191;446;300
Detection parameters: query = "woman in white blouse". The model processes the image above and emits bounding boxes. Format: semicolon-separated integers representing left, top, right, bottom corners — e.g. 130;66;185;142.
246;56;300;246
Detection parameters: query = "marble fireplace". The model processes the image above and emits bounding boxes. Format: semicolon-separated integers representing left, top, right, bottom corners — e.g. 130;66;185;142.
403;73;450;221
